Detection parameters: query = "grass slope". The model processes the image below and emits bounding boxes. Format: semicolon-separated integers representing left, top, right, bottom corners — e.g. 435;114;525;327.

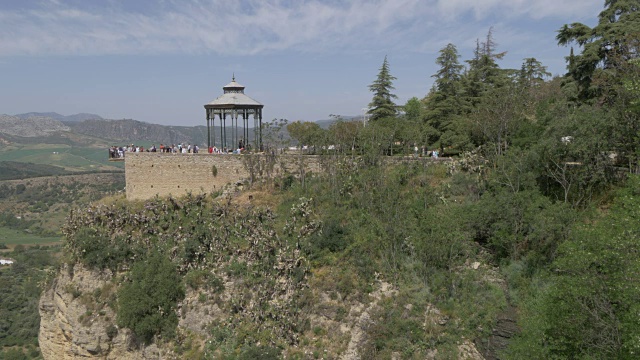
0;227;61;250
0;161;70;180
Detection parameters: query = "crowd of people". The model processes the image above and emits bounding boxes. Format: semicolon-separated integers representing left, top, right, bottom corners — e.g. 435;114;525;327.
108;142;247;159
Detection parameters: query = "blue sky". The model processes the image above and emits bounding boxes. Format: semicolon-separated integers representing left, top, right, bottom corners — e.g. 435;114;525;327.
0;0;602;126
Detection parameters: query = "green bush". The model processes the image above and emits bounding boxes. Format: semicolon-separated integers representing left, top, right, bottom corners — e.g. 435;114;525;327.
237;345;282;360
117;251;185;344
15;184;26;195
0;348;28;360
72;228;138;270
106;324;118;340
305;217;349;258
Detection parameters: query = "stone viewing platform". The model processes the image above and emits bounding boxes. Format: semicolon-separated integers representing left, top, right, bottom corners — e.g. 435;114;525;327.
124;152;322;200
124;152;445;200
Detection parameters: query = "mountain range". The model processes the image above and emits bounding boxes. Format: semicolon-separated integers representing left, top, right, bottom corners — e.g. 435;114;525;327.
1;113;209;146
0;112;364;146
14;112;104;122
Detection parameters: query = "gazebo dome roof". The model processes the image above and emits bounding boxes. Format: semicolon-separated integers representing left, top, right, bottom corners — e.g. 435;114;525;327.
204;76;263;108
223;79;245;90
205;92;263;107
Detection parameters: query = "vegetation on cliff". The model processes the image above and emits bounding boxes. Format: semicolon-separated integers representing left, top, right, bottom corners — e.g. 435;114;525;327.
0;245;58;360
11;1;640;358
0;172;124;359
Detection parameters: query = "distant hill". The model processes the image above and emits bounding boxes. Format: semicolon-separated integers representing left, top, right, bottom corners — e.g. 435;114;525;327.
315;115;363;129
14;112;103;122
2;112;253;148
67;119;212;146
0;115;70;137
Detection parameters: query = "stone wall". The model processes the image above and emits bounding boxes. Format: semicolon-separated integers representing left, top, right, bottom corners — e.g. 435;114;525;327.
125;152;322;200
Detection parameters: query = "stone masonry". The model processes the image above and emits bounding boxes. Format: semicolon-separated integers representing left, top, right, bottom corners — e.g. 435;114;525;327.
125;152;322;200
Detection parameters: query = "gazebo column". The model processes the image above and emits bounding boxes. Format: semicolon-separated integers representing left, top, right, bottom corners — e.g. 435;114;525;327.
233;110;238;150
253;113;258;151
213;111;217;148
206;110;211;149
259;109;263;152
221;112;226;151
243;109;248;150
208;110;214;149
241;111;244;149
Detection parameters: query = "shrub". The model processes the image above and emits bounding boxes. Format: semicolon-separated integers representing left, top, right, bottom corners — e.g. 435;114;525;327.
15;184;26;195
311;218;349;253
184;269;210;290
238;345;282;360
106;324;118;340
117;251;185;344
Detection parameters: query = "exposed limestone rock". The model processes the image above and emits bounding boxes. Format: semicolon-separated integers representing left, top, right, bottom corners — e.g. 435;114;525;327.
38;264;160;360
458;339;486;360
340;280;397;360
40;263;488;359
178;288;225;335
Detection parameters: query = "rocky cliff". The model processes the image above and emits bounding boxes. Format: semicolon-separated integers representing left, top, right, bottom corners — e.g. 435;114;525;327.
38;194;490;359
39;264;147;359
39;264;485;360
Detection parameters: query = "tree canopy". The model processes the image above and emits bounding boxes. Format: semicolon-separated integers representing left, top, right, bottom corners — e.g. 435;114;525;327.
368;56;398;122
557;0;640;99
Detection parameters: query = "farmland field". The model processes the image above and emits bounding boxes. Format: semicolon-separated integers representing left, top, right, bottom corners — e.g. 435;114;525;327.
0;144;122;171
0;226;61;251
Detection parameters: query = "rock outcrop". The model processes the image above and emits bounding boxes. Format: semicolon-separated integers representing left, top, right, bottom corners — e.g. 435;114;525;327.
40;196;491;359
38;264;153;359
40;264;487;360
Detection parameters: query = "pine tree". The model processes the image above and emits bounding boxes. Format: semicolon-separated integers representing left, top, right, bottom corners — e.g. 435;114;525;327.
518;58;551;88
461;29;510;109
424;43;470;152
433;43;465;95
368;56;398;122
556;0;640;99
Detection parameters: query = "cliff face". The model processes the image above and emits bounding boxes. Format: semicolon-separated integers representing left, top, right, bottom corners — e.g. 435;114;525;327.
39;264;486;360
39;264;159;359
39;195;490;359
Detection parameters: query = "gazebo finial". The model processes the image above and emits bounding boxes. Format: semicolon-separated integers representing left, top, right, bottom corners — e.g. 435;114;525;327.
232;73;235;82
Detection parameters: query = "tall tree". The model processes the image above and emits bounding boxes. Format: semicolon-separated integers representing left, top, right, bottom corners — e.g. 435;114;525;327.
368;56;398;122
518;57;552;88
424;43;470;152
466;28;507;84
398;97;424;154
463;28;510;107
557;0;640;99
470;83;524;157
433;43;465;95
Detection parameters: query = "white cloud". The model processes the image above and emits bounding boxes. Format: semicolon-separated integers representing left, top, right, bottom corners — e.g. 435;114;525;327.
0;0;603;57
435;0;602;20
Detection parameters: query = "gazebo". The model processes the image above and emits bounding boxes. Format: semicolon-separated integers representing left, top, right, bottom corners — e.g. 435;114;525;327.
204;76;264;152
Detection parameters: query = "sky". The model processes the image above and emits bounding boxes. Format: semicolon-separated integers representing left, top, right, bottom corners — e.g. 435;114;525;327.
0;0;603;126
